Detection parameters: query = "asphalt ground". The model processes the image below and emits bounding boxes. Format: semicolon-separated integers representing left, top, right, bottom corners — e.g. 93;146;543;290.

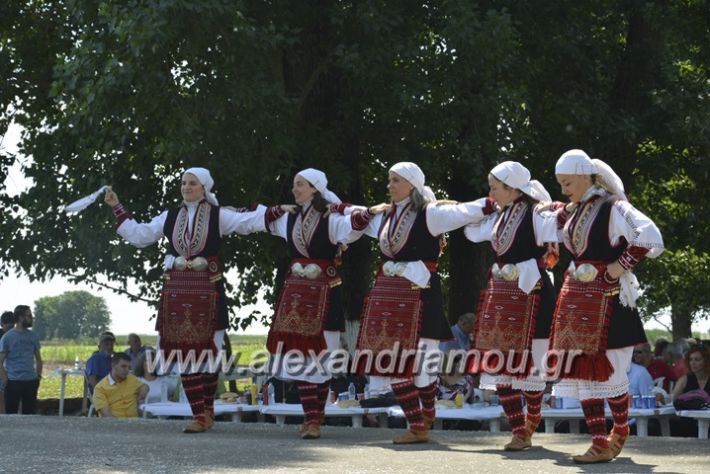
1;415;707;473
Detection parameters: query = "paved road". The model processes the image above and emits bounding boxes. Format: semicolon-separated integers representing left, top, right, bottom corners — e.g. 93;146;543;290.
1;415;707;473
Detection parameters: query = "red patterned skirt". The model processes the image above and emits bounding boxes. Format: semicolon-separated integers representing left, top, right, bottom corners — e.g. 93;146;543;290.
158;269;219;360
266;259;340;355
547;262;619;381
355;274;423;377
469;276;540;376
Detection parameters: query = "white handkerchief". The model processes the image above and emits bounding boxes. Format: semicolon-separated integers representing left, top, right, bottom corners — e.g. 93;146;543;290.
619;272;640;308
402;260;432;288
517;258;542;294
64;185;109;213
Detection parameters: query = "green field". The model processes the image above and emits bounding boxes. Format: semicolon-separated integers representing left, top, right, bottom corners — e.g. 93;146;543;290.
39;335;266;400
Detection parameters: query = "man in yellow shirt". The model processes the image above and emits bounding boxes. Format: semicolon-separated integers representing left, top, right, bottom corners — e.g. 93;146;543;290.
93;352;149;418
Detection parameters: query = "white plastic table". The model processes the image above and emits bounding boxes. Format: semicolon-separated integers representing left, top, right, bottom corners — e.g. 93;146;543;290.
387;403;505;432
54;368;85;417
259;403;390;428
677;410;710;439
141;401;261;422
541;405;675;437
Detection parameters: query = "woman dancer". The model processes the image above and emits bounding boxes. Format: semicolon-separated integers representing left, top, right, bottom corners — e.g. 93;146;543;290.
354;162;485;444
465;161;558;451
264;168;370;439
105;167;266;433
548;150;664;463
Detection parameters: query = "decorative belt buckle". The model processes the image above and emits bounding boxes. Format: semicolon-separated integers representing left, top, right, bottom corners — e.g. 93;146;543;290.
500;263;519;281
189;257;209;271
174;256;187;271
303;263;322;280
571;263;598;282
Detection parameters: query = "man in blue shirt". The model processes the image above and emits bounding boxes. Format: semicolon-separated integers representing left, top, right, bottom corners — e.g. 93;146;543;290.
0;310;17;414
85;333;115;391
0;305;43;414
439;312;476;352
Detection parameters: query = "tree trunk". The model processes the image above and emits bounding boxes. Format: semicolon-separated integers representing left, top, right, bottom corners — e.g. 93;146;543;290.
447;230;492;324
671;304;693;340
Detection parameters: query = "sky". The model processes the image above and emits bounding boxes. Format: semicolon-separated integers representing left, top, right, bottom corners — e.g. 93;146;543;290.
1;123;708;337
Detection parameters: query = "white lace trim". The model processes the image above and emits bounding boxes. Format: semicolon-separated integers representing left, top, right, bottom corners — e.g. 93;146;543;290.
479;373;546;392
552;379;629;400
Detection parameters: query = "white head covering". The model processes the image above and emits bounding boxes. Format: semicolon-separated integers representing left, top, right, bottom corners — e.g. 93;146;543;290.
389;162;437;201
183;167;219;206
555;149;626;199
490;161;551;202
296;168;341;204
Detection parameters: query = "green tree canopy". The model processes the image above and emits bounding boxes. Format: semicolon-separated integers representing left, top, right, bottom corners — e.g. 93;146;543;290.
2;0;709;337
33;290;111;340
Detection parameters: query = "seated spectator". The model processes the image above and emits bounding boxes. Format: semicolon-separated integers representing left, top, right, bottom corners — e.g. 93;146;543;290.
124;333;148;371
627;359;654;397
133;349;178;403
93;352;148;418
633;342;676;392
653;337;669;358
670;343;710;437
672;344;710;402
86;333;115;391
664;340;689;380
439;312;475;352
0;310;16;415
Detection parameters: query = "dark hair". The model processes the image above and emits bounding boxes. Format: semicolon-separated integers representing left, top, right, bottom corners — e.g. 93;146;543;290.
13;305;30;319
111;352;132;365
296;189;329;213
654;338;670;357
1;311;15;326
132;350;157;377
685;343;710;373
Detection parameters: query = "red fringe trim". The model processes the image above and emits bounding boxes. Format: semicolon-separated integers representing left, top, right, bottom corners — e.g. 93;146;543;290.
546;274;615;382
468;277;540;378
266;331;327;355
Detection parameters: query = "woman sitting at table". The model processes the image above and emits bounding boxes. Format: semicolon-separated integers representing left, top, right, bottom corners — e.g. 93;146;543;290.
670;343;710;436
133;349;179;404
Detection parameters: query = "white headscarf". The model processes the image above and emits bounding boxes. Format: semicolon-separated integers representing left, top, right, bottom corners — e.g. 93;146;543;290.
183;167;219;206
389;162;437;201
296;168;341;204
555;149;626;199
490;161;551;202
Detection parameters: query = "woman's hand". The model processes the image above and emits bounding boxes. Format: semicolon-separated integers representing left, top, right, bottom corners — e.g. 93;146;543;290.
368;203;391;215
104;187;120;208
564;201;578;213
605;261;625;281
280;204;298;214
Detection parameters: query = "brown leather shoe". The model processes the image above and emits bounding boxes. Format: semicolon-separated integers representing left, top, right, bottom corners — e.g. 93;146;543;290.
392;429;429;444
572;445;614;464
422;414;434;430
183;420;208;433
525;416;540;437
204;412;215;430
301;423;321;440
607;432;628;458
503;434;532;451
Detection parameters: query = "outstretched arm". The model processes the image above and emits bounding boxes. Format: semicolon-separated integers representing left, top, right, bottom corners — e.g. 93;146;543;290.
105;188;166;248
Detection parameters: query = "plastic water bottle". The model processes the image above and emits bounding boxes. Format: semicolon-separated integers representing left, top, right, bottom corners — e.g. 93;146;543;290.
364;384;370;400
348;382;357;401
268;383;275;405
74;356;81;370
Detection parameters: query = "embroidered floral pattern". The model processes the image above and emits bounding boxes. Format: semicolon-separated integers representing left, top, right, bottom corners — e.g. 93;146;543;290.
291;205;321;258
492;201;528;256
171;202;212;258
379;203;416;258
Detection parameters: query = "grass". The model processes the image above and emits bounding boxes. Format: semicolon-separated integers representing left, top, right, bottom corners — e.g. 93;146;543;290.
38;335;266;400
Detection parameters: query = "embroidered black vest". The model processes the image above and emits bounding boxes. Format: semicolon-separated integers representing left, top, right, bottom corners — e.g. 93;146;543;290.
163;201;221;258
378;206;439;262
564;194;625;262
493;199;545;265
286;208;338;260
